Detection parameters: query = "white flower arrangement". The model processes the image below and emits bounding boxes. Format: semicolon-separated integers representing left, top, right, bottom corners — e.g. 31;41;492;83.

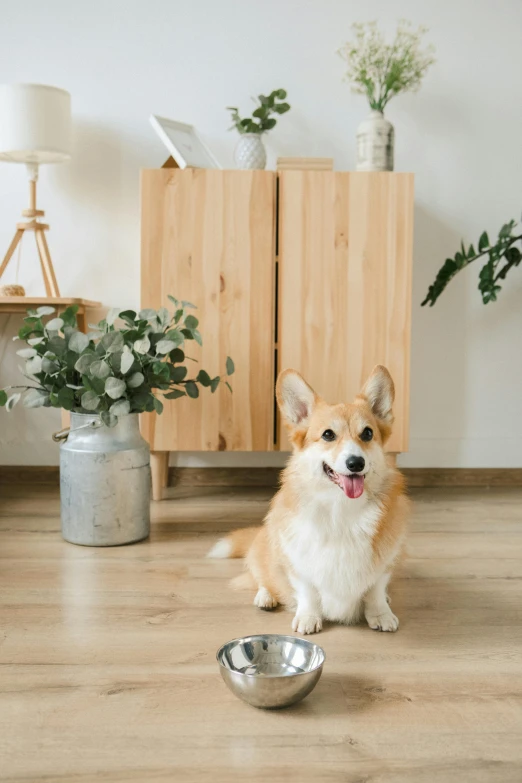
337;20;435;112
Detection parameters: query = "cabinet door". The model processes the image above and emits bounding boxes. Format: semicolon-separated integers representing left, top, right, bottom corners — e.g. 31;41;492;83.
278;171;414;452
141;169;275;451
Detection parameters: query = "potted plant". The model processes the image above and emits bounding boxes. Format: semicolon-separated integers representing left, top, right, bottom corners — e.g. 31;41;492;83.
337;20;435;171
227;89;290;170
0;297;234;546
422;219;522;306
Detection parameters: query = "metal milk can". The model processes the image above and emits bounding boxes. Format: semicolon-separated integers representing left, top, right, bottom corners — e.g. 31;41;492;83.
58;412;151;546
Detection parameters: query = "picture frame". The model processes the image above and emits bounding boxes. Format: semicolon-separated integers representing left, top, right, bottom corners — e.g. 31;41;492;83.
149;115;221;169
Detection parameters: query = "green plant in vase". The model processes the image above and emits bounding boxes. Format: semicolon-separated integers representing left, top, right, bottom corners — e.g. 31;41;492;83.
337;20;435;171
0;296;234;420
227;88;290;170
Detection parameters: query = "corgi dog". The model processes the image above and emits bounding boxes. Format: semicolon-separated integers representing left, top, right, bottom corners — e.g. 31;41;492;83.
208;365;409;635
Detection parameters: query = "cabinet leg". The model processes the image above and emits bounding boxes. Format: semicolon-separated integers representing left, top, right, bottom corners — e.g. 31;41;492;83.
150;451;169;501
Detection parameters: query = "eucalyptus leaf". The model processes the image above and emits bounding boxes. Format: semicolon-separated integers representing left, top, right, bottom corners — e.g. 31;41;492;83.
105;377;126;400
153;397;164;414
133;336;150;354
196;369;211;387
184;315;199;330
164;389;186;399
127;371;144;388
57;387;75;411
139;308;157;320
90;359;112;379
25;356;43;375
110;399;130;417
16;348;37;359
0;390;7;406
6;392;21;411
46;317;64;331
36;306;56;316
22;389;49;408
192;329;202;346
27;336;45;346
106;307;121;326
156;339;177;355
75;352;96;373
121;346;134;373
210;376;220;393
157;307;170;326
47;336;67;356
68;331;90;353
42;357;60;374
81;391;100;411
226;356;235;375
185;381;199;399
101;410;118;428
101;331;124;353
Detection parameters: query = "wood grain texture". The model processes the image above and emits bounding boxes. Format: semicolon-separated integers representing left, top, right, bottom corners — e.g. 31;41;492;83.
141;169;276;452
1;482;522;782
4;465;522;488
277;171;414;452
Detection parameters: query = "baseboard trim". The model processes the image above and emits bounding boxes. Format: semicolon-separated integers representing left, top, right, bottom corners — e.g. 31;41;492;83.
2;465;522;488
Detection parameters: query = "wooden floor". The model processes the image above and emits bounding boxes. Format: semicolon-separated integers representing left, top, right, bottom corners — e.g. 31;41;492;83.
1;482;522;783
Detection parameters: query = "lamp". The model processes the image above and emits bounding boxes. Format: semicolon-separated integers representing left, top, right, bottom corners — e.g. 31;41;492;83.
0;84;71;297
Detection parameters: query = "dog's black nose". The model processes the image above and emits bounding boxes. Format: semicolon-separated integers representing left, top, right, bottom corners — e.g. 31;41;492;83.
346;455;365;473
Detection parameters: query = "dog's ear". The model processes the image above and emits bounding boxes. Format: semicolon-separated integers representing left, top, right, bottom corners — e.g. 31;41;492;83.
276;369;317;428
360;365;395;426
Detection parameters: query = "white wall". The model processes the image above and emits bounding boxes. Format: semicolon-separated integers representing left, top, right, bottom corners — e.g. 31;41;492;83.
1;0;521;468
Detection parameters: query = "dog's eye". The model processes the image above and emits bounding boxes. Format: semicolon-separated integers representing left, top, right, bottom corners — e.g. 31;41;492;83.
321;429;336;442
360;427;373;442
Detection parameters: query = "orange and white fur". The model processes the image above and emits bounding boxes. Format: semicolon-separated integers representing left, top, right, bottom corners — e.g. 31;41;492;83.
208;366;409;635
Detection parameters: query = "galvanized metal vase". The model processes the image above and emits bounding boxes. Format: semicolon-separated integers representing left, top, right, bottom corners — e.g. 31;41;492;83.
60;412;151;546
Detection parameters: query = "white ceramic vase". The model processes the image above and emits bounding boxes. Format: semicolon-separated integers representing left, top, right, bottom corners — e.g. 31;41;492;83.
234;133;267;170
356;110;394;172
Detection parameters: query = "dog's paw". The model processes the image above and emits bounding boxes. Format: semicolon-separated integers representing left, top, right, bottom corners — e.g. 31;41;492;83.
254;587;278;610
292;613;323;635
366;609;399;633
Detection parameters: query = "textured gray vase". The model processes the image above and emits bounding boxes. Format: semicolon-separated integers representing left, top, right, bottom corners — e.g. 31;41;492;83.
60;412;151;546
356;110;394;172
234;133;267;169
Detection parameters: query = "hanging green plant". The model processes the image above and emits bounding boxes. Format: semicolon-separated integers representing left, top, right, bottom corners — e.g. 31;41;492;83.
422;219;522;306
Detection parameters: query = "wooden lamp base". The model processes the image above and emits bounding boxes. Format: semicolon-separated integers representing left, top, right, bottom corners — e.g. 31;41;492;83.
0;173;60;297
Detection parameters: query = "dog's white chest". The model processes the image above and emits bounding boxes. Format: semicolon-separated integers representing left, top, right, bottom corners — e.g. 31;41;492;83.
282;495;382;622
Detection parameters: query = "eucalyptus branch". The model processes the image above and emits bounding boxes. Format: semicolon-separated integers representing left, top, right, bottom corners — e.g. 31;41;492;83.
1;298;235;422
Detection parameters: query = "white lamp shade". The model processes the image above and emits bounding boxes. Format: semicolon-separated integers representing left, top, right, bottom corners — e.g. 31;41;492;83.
0;83;71;164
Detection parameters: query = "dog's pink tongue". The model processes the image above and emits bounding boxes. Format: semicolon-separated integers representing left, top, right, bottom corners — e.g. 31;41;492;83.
339;474;365;499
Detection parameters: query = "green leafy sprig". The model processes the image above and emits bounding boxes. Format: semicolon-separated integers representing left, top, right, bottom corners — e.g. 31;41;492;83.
422;220;522;307
0;296;234;425
227;89;290;135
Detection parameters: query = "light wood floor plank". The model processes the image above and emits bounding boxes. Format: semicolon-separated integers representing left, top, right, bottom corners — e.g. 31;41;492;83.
0;484;521;781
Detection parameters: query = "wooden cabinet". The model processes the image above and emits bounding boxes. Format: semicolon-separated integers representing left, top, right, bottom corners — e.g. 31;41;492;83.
277;172;414;453
141;169;276;454
141;168;414;498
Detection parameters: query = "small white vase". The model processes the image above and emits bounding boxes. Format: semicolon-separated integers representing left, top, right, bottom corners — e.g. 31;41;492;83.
356;110;394;172
234;133;267;170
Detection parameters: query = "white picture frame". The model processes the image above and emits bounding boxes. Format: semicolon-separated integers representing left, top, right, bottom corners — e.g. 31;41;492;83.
149;115;221;169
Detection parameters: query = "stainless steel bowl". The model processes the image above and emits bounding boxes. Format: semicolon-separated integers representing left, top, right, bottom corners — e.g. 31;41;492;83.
217;634;325;709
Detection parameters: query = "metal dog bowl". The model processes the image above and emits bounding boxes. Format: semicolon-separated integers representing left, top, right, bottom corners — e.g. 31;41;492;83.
217;634;325;709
